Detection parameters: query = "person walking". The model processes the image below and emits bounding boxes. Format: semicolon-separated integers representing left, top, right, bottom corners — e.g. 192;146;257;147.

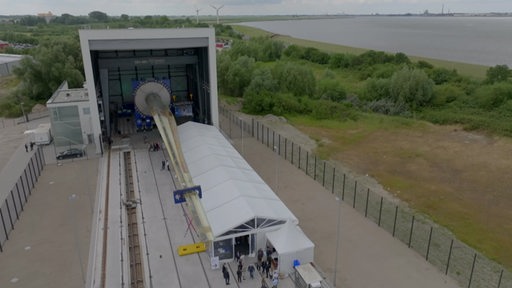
223;269;230;285
161;160;165;170
248;263;255;279
24;143;28;152
237;268;242;283
265;261;271;279
166;160;169;171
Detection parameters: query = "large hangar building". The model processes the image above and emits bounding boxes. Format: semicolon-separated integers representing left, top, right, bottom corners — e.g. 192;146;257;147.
79;28;219;154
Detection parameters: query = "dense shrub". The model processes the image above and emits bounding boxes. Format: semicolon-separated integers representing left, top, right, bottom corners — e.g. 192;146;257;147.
472;82;512;110
429;67;460;85
272;61;316;97
486;64;511;84
362;78;391;101
283;44;304;59
328;53;353;69
389;67;434;110
303;47;330;64
316;78;347;102
432;84;466;107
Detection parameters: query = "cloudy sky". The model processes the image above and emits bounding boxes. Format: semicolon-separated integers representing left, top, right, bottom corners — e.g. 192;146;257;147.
0;0;510;16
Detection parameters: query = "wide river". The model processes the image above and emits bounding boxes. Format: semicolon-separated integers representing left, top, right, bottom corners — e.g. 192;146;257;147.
241;16;512;67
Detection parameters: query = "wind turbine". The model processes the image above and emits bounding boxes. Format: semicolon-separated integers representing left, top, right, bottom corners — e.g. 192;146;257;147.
210;4;224;24
195;6;201;24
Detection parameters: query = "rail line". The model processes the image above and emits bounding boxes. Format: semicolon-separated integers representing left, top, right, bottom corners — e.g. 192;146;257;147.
123;151;145;288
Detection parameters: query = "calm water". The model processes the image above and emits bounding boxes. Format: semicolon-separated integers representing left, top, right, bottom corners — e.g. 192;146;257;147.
242;17;512;67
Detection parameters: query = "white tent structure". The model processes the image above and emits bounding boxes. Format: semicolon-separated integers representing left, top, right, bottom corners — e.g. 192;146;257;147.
178;121;299;261
266;221;315;274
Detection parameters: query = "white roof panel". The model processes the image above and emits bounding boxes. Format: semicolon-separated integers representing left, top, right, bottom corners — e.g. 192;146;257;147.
178;121;298;237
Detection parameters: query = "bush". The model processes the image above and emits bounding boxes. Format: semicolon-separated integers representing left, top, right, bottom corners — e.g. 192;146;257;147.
329;53;353;69
472;82;512;110
429;67;459;85
362;78;391;101
303;47;330;64
486;64;511;84
283;44;304;59
272;61;316;97
432;84;466;107
389;67;434;110
316;78;347;102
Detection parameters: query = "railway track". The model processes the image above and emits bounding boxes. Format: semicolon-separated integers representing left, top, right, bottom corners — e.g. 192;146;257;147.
123;151;145;288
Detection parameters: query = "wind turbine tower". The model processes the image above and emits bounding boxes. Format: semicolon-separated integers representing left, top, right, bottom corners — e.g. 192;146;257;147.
210;4;225;24
195;7;201;24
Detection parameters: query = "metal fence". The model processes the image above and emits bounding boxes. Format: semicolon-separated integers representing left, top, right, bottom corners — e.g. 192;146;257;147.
218;106;512;288
0;110;50;129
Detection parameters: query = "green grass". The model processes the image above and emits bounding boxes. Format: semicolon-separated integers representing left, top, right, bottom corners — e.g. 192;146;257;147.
287;113;424;157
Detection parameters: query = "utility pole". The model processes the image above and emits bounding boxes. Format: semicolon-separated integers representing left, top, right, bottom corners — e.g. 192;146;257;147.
210;4;224;24
195;7;201;24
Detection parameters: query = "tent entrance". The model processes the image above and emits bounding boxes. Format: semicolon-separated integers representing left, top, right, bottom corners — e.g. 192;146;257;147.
234;234;255;258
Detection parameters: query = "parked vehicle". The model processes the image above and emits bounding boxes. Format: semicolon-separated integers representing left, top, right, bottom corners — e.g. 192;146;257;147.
56;148;84;160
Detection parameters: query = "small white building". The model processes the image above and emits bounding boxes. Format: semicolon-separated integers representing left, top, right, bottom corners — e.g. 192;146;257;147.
46;81;94;147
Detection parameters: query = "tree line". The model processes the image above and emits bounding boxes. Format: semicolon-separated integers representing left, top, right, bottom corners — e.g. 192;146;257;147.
217;35;512;135
1;17;511;136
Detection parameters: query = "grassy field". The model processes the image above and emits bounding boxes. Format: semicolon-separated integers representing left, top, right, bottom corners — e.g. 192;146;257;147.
230;24;508;271
288;113;512;271
233;25;489;79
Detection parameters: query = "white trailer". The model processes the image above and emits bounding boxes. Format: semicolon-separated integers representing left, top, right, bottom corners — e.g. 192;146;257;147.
24;123;52;145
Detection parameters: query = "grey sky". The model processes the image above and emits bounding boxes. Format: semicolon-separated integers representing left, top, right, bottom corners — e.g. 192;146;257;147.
0;0;510;16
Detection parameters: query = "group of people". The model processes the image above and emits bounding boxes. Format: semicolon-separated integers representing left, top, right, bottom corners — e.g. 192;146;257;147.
257;247;279;288
220;248;279;288
148;142;161;152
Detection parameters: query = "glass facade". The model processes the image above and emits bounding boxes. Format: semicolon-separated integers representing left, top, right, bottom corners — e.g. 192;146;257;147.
50;106;83;147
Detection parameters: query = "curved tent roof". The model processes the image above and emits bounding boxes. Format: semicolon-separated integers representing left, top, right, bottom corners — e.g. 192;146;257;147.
178;121;298;238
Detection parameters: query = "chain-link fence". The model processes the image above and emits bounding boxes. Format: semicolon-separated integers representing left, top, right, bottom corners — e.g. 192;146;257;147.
219;106;512;288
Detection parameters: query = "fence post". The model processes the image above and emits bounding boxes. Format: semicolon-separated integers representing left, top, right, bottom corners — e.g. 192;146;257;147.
408;215;415;248
272;131;275;149
392;205;398;237
278;134;281;156
331;168;336;194
261;124;265;144
5;199;14;229
322;162;326;187
468;253;477;288
426;226;433;261
341;174;346;201
306;151;309;176
285;138;287;160
497;269;504;288
0;207;8;240
446;239;454;275
378;196;383;226
291;142;294;166
365;188;370;217
298;146;301;170
352;181;357;209
267;126;269;147
314;156;317;181
256;121;259;141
